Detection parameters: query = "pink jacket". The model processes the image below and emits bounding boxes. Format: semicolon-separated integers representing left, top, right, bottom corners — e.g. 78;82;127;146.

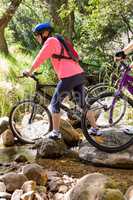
32;37;84;79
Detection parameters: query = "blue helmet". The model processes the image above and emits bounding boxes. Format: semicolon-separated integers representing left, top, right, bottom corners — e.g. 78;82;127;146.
32;22;53;34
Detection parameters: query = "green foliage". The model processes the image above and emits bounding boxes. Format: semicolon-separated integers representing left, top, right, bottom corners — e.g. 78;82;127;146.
8;0;50;51
0;44;57;116
0;48;34;116
0;0;133;115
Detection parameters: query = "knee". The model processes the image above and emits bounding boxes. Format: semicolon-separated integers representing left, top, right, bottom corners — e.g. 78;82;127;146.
51;102;60;113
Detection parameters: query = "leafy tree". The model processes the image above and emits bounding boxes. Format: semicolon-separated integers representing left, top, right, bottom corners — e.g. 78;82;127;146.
9;0;49;51
0;0;22;54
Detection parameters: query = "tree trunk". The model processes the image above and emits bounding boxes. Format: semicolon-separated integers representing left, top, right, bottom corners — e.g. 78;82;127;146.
0;28;9;54
44;0;75;40
0;0;22;54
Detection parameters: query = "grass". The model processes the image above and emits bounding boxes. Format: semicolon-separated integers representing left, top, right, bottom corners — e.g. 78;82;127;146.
0;44;56;116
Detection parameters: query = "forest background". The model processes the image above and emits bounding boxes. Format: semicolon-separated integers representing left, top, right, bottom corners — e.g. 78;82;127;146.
0;0;133;116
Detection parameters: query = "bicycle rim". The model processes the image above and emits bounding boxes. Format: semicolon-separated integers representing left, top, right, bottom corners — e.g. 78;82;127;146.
85;83;114;104
9;100;52;144
82;92;133;153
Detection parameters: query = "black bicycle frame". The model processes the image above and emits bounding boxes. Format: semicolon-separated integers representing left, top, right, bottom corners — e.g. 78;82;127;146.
32;77;75;114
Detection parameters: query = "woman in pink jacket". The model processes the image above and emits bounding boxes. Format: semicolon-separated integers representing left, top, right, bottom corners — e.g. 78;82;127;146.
25;22;102;139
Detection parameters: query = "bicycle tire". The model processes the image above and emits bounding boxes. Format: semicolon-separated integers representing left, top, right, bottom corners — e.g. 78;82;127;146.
85;82;114;104
86;83;114;97
9;100;53;144
81;92;133;153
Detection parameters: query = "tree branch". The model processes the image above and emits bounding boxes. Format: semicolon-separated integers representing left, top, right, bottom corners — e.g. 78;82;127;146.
0;0;22;28
120;13;133;35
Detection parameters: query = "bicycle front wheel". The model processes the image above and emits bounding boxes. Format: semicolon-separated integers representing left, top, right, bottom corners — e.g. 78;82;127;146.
82;92;133;153
9;100;52;144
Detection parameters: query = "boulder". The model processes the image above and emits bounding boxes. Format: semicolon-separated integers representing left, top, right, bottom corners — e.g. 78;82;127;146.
79;139;133;169
36;138;67;159
64;173;125;200
102;189;125;200
0;117;9;134
60;119;82;147
1;129;14;146
21;164;48;185
0;172;27;192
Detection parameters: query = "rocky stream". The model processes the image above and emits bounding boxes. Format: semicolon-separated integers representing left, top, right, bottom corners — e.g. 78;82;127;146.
0;117;133;199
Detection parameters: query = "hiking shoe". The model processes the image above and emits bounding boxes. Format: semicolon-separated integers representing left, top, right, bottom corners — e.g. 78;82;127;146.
48;130;62;140
123;128;133;135
88;127;103;136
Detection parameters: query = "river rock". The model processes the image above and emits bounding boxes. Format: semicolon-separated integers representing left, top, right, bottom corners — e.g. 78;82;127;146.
1;129;14;146
79;139;133;169
64;173;124;200
0;172;28;192
21;190;35;200
0;192;11;199
22;180;36;193
0;182;6;192
21;164;48;185
14;155;28;163
54;193;65;200
48;177;64;192
11;189;23;200
125;186;133;200
102;189;125;200
58;185;68;193
0;117;9;134
60;119;81;147
36;138;67;158
34;192;46;200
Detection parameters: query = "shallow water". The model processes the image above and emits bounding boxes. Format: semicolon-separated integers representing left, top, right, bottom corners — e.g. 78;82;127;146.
0;144;133;193
0;144;36;163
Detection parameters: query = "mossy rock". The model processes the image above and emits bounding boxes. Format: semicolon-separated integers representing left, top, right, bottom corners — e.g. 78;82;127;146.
104;178;119;189
102;188;125;200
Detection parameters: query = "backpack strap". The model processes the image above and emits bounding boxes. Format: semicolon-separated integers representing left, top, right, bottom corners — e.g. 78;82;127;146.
52;34;79;62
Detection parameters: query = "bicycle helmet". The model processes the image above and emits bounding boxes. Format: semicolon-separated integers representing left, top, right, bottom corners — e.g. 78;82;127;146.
32;22;53;35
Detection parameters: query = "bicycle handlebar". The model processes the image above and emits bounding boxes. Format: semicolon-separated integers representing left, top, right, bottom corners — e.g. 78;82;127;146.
17;71;41;82
119;61;131;71
114;60;131;71
17;72;57;88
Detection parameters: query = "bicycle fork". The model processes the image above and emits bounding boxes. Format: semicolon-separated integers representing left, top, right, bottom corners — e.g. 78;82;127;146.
109;91;125;125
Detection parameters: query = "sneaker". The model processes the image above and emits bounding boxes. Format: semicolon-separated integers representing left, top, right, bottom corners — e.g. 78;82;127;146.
123;128;133;135
48;130;62;140
88;127;102;136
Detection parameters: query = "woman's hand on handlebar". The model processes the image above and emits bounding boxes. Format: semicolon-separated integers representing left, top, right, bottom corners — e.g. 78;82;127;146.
22;69;33;77
114;50;127;62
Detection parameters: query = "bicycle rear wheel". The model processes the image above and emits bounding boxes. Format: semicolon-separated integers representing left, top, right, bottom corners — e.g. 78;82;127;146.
85;83;115;104
82;92;133;153
9;100;52;144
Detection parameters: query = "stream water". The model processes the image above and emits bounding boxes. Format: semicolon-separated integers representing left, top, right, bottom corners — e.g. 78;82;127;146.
1;144;133;193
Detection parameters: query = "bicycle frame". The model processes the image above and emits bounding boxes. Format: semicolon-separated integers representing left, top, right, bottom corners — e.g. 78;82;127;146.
118;63;133;94
32;78;76;116
109;62;133;124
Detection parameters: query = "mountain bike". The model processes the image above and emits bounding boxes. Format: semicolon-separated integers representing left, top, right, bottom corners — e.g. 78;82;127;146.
82;60;133;153
9;69;113;144
9;72;91;144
